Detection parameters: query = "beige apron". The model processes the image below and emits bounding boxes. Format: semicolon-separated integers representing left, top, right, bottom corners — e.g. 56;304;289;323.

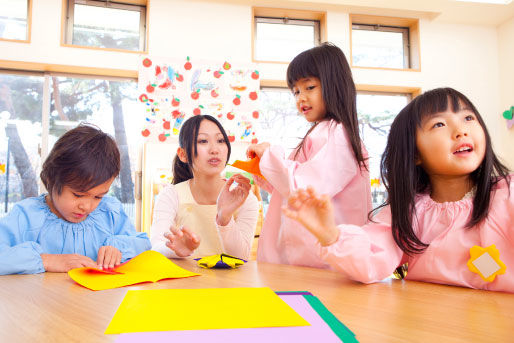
174;181;224;258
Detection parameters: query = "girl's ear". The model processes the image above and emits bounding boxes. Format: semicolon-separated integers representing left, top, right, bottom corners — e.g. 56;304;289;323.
177;147;187;163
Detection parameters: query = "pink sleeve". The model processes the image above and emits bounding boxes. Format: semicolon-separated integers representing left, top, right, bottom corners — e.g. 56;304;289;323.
259;124;359;198
253;174;274;194
320;206;404;283
217;192;259;260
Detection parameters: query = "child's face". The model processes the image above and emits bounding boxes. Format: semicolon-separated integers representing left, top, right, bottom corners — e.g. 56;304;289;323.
192;120;228;177
416;108;486;179
47;177;114;223
292;77;326;123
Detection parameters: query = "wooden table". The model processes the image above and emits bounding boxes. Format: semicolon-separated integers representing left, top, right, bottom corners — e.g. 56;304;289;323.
1;259;513;342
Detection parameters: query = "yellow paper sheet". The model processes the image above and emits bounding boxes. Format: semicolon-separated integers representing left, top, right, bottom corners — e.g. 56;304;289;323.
68;250;200;291
105;287;309;334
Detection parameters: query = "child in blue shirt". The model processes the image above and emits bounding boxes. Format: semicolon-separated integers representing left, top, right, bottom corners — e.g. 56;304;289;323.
0;124;150;275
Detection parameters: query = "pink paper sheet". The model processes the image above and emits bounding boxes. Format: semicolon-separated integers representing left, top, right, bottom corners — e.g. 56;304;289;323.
114;294;341;342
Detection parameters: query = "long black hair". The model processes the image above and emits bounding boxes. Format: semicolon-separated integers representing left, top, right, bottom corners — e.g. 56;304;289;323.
41;123;120;195
376;87;510;255
172;115;231;185
287;42;366;170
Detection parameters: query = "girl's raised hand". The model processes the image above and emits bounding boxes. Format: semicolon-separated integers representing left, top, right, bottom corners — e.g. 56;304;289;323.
282;187;339;246
41;253;98;272
246;142;270;159
97;246;122;270
164;226;201;257
217;174;252;226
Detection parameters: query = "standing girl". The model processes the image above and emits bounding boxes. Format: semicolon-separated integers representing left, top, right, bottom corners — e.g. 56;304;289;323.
0;124;151;275
247;43;371;267
284;88;513;292
150;115;259;260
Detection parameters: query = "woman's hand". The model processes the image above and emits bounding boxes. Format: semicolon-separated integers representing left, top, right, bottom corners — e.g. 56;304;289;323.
216;174;252;226
246;142;270;159
41;253;98;272
164;226;201;257
96;246;122;270
282;186;339;246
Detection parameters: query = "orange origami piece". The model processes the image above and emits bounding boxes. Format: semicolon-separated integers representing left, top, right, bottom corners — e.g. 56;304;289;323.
231;157;265;179
68;250;200;291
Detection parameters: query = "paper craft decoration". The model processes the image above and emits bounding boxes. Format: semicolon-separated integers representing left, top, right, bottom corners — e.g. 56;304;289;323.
138;56;261;143
230;157;264;178
195;254;246;269
503;106;514;129
467;244;507;282
114;292;358;343
105;287;309;334
68;250;200;291
0;163;5;174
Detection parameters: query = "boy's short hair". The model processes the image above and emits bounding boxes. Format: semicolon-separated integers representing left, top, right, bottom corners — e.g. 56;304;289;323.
40;123;120;195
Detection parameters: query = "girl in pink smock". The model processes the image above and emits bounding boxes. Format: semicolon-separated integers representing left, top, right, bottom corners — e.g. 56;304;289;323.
284;87;513;293
246;43;371;267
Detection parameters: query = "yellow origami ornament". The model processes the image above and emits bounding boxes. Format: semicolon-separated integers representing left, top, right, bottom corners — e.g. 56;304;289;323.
0;163;5;174
467;244;506;282
195;254;246;269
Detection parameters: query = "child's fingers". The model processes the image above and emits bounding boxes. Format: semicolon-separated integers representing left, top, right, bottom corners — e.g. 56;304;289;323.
97;247;105;268
115;251;122;266
282;206;298;220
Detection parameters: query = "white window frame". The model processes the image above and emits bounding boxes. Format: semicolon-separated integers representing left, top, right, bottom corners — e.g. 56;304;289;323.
65;0;146;51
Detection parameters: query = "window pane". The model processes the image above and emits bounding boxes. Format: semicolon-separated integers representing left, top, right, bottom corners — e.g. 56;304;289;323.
0;0;28;40
352;28;407;68
255;21;317;62
72;3;142;50
0;73;44;217
48;76;142;221
258;88;311;211
357;92;410;207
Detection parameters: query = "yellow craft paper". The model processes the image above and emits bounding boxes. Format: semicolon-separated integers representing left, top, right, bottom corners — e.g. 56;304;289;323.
105;287;309;334
467;244;507;282
68;250;200;291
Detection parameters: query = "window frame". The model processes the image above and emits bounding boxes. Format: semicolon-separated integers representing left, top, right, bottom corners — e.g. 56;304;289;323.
64;0;147;53
0;0;32;43
252;7;326;64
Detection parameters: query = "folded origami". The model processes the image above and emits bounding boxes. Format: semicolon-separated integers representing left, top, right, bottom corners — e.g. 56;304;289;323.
68;250;200;291
230;157;265;179
195;254;247;268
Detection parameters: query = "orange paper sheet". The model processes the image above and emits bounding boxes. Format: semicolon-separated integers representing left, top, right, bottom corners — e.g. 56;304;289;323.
231;157;264;179
68;250;200;291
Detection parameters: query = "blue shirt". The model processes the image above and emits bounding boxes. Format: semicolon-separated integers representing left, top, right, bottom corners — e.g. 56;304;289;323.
0;195;151;275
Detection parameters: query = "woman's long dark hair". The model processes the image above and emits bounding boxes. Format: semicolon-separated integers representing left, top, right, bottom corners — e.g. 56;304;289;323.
287;42;366;170
375;87;510;255
172;115;231;185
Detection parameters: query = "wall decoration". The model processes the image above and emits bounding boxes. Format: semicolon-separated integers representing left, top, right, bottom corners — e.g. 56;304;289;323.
503;106;514;129
138;56;261;143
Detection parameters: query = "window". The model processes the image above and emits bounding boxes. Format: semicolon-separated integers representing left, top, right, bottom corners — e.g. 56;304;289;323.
0;0;30;41
356;89;416;207
350;15;420;70
253;8;325;63
0;71;141;221
65;0;146;51
352;24;409;69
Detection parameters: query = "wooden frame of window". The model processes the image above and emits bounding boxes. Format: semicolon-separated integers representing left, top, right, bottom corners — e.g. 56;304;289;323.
356;84;421;98
252;7;327;64
0;0;32;43
350;14;421;72
61;0;149;54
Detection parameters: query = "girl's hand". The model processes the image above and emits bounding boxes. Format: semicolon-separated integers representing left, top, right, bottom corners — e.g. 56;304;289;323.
282;187;339;246
164;226;201;257
97;246;122;270
246;142;270;159
217;174;252;226
41;253;98;272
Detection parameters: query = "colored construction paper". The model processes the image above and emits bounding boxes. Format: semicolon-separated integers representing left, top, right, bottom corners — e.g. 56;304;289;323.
68;250;200;291
105;287;309;334
195;253;246;268
231;157;264;179
114;294;344;342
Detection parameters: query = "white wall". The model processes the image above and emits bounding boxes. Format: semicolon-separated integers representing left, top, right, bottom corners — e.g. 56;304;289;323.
0;0;511;168
498;17;514;170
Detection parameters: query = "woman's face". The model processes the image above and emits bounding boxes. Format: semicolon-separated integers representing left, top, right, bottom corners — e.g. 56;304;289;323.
416;108;486;179
191;120;229;177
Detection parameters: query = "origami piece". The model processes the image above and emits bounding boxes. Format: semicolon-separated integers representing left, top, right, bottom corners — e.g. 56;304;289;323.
467;244;507;282
195;253;247;269
230;157;265;179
